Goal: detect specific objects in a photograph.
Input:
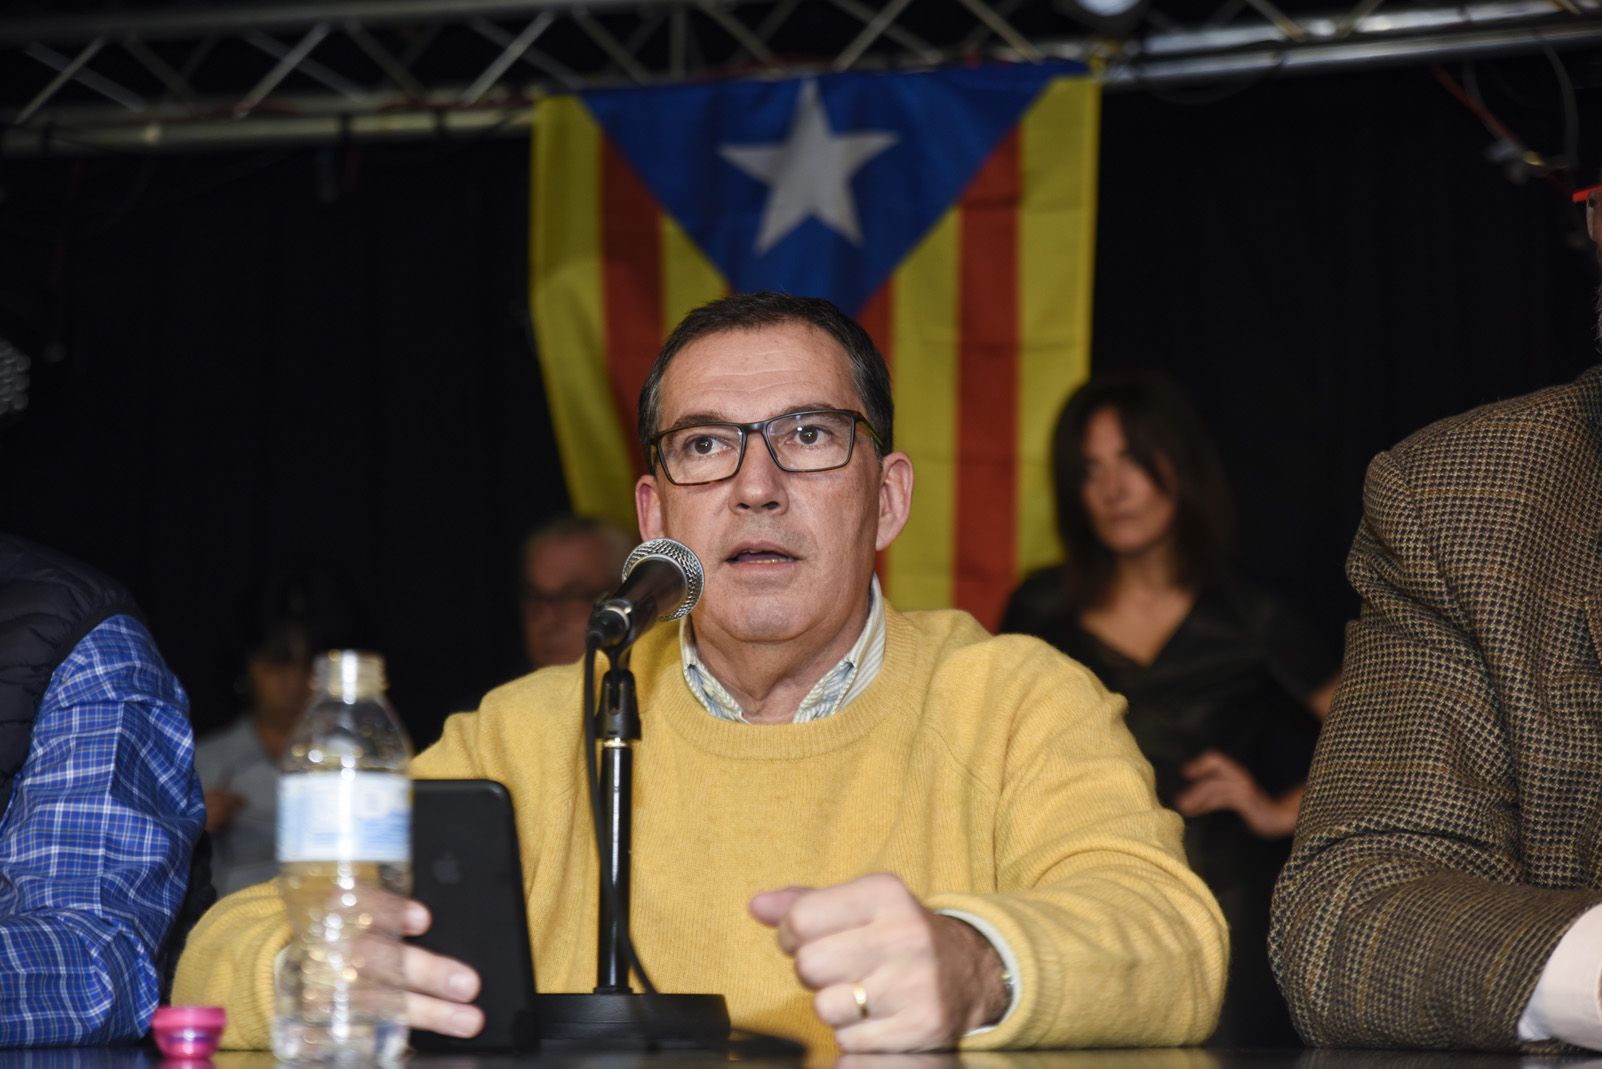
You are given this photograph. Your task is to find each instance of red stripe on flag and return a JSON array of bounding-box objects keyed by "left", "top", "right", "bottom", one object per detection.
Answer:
[
  {"left": 600, "top": 139, "right": 663, "bottom": 475},
  {"left": 858, "top": 282, "right": 893, "bottom": 376},
  {"left": 955, "top": 130, "right": 1020, "bottom": 629},
  {"left": 858, "top": 282, "right": 893, "bottom": 585}
]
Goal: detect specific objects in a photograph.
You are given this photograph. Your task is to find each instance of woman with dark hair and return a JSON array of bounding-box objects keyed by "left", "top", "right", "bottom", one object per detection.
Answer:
[
  {"left": 1002, "top": 372, "right": 1337, "bottom": 1048},
  {"left": 195, "top": 570, "right": 357, "bottom": 894}
]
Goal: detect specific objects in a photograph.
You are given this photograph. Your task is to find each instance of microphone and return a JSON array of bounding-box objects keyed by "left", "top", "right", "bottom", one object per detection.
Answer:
[{"left": 586, "top": 537, "right": 704, "bottom": 652}]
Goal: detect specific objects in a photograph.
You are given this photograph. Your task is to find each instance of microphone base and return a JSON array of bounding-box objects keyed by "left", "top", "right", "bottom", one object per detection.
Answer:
[{"left": 529, "top": 992, "right": 731, "bottom": 1051}]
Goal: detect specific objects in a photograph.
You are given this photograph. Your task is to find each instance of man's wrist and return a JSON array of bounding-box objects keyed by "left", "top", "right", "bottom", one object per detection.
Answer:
[
  {"left": 933, "top": 907, "right": 1021, "bottom": 1036},
  {"left": 991, "top": 955, "right": 1014, "bottom": 1026},
  {"left": 936, "top": 914, "right": 1010, "bottom": 1030},
  {"left": 974, "top": 935, "right": 1009, "bottom": 1029}
]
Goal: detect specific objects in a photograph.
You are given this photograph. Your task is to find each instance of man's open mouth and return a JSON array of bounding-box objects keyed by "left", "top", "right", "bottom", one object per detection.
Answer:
[{"left": 727, "top": 547, "right": 796, "bottom": 564}]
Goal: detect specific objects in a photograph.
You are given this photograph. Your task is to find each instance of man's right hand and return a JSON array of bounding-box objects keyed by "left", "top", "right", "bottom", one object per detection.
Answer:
[{"left": 382, "top": 900, "right": 486, "bottom": 1039}]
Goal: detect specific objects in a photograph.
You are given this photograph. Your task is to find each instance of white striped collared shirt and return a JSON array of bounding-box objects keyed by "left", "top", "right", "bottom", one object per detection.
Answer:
[{"left": 679, "top": 575, "right": 886, "bottom": 723}]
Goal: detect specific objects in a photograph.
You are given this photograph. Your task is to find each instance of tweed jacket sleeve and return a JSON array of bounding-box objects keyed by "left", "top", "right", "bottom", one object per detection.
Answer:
[{"left": 1269, "top": 444, "right": 1602, "bottom": 1051}]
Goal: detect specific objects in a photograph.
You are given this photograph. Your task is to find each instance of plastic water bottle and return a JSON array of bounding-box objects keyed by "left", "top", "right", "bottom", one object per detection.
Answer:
[{"left": 272, "top": 650, "right": 413, "bottom": 1063}]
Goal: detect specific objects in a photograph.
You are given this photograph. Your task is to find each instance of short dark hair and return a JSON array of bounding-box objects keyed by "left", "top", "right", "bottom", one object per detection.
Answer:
[
  {"left": 520, "top": 514, "right": 634, "bottom": 570},
  {"left": 636, "top": 292, "right": 894, "bottom": 463},
  {"left": 237, "top": 568, "right": 358, "bottom": 666},
  {"left": 1051, "top": 372, "right": 1233, "bottom": 613}
]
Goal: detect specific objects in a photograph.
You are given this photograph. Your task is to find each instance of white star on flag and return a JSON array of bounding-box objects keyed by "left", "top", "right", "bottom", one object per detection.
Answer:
[{"left": 718, "top": 80, "right": 900, "bottom": 256}]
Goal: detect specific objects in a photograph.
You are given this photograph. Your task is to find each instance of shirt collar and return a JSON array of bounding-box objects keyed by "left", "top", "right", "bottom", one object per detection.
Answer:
[{"left": 679, "top": 575, "right": 887, "bottom": 723}]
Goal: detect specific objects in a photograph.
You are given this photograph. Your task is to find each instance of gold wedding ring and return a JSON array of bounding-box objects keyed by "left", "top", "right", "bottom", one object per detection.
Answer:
[{"left": 850, "top": 981, "right": 870, "bottom": 1020}]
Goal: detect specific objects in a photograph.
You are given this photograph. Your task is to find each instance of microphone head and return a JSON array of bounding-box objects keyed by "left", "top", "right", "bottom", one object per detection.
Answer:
[{"left": 621, "top": 537, "right": 704, "bottom": 620}]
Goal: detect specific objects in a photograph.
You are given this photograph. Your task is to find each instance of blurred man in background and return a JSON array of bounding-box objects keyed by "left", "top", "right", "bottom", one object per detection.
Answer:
[{"left": 518, "top": 515, "right": 634, "bottom": 670}]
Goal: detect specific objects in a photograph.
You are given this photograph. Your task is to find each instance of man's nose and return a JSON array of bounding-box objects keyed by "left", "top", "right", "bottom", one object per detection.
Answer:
[{"left": 731, "top": 436, "right": 787, "bottom": 512}]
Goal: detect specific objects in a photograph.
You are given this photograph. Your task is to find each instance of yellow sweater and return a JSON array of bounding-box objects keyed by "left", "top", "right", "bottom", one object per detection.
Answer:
[{"left": 175, "top": 606, "right": 1225, "bottom": 1053}]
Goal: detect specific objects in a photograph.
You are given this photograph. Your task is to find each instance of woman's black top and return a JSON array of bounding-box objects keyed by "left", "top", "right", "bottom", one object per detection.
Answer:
[{"left": 1001, "top": 566, "right": 1337, "bottom": 1048}]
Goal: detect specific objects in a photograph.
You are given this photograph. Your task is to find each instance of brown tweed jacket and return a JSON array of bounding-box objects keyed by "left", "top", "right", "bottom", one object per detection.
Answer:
[{"left": 1269, "top": 364, "right": 1602, "bottom": 1050}]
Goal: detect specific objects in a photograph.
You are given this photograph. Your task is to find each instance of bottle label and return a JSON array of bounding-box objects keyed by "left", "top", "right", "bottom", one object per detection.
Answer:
[{"left": 277, "top": 772, "right": 411, "bottom": 863}]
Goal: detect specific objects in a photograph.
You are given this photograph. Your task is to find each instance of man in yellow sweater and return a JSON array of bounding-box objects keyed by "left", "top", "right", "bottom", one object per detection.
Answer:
[{"left": 175, "top": 292, "right": 1226, "bottom": 1054}]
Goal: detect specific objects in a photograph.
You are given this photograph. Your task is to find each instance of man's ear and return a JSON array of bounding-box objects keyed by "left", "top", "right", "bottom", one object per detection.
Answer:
[
  {"left": 637, "top": 473, "right": 665, "bottom": 542},
  {"left": 874, "top": 452, "right": 914, "bottom": 553}
]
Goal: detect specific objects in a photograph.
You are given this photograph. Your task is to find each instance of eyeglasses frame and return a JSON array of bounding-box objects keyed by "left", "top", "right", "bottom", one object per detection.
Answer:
[
  {"left": 1573, "top": 184, "right": 1601, "bottom": 243},
  {"left": 649, "top": 407, "right": 886, "bottom": 486}
]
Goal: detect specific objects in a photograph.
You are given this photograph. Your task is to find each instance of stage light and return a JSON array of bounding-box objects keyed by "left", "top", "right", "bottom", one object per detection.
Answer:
[{"left": 1055, "top": 0, "right": 1149, "bottom": 35}]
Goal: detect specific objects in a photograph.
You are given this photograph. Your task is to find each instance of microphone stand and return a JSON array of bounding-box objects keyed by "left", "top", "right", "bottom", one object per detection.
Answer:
[
  {"left": 527, "top": 643, "right": 731, "bottom": 1050},
  {"left": 595, "top": 652, "right": 638, "bottom": 993}
]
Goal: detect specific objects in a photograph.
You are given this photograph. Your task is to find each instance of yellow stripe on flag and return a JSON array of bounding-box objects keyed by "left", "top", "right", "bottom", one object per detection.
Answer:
[
  {"left": 660, "top": 213, "right": 727, "bottom": 338},
  {"left": 884, "top": 210, "right": 960, "bottom": 610},
  {"left": 1015, "top": 78, "right": 1100, "bottom": 579},
  {"left": 530, "top": 98, "right": 637, "bottom": 530}
]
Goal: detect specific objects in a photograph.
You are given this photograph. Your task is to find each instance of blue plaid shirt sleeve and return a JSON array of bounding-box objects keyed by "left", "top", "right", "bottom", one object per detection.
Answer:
[{"left": 0, "top": 613, "right": 205, "bottom": 1045}]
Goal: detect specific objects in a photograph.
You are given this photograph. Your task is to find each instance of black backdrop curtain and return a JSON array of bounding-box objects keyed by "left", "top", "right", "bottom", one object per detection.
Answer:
[
  {"left": 0, "top": 141, "right": 559, "bottom": 745},
  {"left": 1, "top": 58, "right": 1598, "bottom": 746}
]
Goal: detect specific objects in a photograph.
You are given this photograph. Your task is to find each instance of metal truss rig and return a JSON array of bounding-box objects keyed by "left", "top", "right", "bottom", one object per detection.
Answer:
[{"left": 2, "top": 0, "right": 1600, "bottom": 154}]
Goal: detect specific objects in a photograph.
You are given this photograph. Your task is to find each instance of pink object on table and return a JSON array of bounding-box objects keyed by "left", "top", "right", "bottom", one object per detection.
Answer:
[{"left": 150, "top": 1005, "right": 227, "bottom": 1059}]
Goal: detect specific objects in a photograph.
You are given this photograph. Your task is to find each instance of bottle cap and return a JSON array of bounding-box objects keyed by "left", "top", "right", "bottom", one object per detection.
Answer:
[
  {"left": 313, "top": 649, "right": 387, "bottom": 697},
  {"left": 150, "top": 1005, "right": 226, "bottom": 1059}
]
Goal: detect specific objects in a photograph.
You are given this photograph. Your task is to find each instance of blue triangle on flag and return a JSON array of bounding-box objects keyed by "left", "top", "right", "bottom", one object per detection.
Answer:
[{"left": 580, "top": 63, "right": 1086, "bottom": 316}]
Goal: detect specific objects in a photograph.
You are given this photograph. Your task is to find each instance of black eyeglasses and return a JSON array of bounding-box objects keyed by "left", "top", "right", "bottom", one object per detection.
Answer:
[{"left": 650, "top": 408, "right": 885, "bottom": 486}]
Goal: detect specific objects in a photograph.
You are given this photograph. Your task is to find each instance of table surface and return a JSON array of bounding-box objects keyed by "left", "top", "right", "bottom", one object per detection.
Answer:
[{"left": 0, "top": 1048, "right": 1598, "bottom": 1069}]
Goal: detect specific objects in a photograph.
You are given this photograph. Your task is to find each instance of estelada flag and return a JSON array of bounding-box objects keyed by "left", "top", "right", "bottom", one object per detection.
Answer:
[{"left": 531, "top": 63, "right": 1099, "bottom": 629}]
